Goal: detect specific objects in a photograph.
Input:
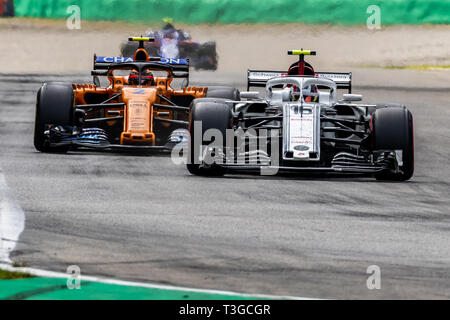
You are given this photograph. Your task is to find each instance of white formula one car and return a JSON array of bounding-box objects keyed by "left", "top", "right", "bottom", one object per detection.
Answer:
[{"left": 186, "top": 50, "right": 414, "bottom": 181}]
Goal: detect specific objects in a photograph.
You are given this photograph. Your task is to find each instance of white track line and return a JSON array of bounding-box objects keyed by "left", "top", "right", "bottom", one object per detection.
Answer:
[
  {"left": 0, "top": 168, "right": 25, "bottom": 264},
  {"left": 0, "top": 166, "right": 316, "bottom": 300},
  {"left": 0, "top": 263, "right": 317, "bottom": 300}
]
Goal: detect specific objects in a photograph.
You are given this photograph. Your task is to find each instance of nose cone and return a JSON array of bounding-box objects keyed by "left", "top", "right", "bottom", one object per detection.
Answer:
[{"left": 121, "top": 88, "right": 158, "bottom": 145}]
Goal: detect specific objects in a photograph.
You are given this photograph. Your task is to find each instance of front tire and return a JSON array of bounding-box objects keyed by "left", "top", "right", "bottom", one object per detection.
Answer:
[
  {"left": 34, "top": 82, "right": 75, "bottom": 153},
  {"left": 372, "top": 106, "right": 414, "bottom": 181},
  {"left": 187, "top": 98, "right": 233, "bottom": 176}
]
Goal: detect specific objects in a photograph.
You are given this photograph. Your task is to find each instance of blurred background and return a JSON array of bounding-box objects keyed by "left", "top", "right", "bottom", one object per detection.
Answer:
[{"left": 0, "top": 0, "right": 449, "bottom": 88}]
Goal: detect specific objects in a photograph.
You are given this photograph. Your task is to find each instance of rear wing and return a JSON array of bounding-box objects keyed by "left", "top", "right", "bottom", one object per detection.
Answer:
[
  {"left": 93, "top": 54, "right": 190, "bottom": 75},
  {"left": 316, "top": 72, "right": 352, "bottom": 92},
  {"left": 247, "top": 70, "right": 352, "bottom": 93},
  {"left": 247, "top": 70, "right": 286, "bottom": 90}
]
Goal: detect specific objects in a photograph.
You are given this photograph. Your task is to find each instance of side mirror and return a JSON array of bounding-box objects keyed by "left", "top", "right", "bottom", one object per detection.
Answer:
[
  {"left": 93, "top": 75, "right": 101, "bottom": 87},
  {"left": 173, "top": 71, "right": 189, "bottom": 78},
  {"left": 342, "top": 94, "right": 362, "bottom": 102},
  {"left": 240, "top": 91, "right": 260, "bottom": 100},
  {"left": 181, "top": 78, "right": 189, "bottom": 89}
]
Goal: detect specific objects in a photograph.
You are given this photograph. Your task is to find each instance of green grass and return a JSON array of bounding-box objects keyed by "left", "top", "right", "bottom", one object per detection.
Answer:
[
  {"left": 0, "top": 269, "right": 34, "bottom": 280},
  {"left": 361, "top": 64, "right": 450, "bottom": 71},
  {"left": 384, "top": 65, "right": 450, "bottom": 71}
]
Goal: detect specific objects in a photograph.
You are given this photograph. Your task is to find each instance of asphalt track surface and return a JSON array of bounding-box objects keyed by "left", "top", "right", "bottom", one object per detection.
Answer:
[{"left": 0, "top": 72, "right": 449, "bottom": 299}]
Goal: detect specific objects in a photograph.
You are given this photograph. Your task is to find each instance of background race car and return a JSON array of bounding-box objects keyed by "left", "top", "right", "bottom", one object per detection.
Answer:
[
  {"left": 0, "top": 0, "right": 14, "bottom": 17},
  {"left": 121, "top": 21, "right": 218, "bottom": 71}
]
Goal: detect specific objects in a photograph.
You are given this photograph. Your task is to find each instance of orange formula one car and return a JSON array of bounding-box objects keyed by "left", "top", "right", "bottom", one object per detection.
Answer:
[{"left": 34, "top": 37, "right": 239, "bottom": 153}]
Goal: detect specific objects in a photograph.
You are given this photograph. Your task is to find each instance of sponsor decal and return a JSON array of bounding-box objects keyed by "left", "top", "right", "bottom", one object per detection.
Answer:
[
  {"left": 160, "top": 58, "right": 188, "bottom": 65},
  {"left": 129, "top": 101, "right": 149, "bottom": 131},
  {"left": 248, "top": 72, "right": 284, "bottom": 81},
  {"left": 95, "top": 56, "right": 188, "bottom": 65},
  {"left": 293, "top": 145, "right": 310, "bottom": 151},
  {"left": 316, "top": 73, "right": 351, "bottom": 82},
  {"left": 96, "top": 56, "right": 134, "bottom": 63}
]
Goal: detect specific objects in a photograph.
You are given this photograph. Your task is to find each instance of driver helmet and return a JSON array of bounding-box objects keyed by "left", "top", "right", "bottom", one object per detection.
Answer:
[
  {"left": 161, "top": 18, "right": 180, "bottom": 40},
  {"left": 286, "top": 85, "right": 318, "bottom": 102},
  {"left": 128, "top": 70, "right": 155, "bottom": 86},
  {"left": 288, "top": 85, "right": 301, "bottom": 101},
  {"left": 302, "top": 85, "right": 318, "bottom": 102},
  {"left": 162, "top": 17, "right": 175, "bottom": 30}
]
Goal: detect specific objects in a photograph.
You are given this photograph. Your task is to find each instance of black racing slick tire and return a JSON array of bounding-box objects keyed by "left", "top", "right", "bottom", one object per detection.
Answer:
[
  {"left": 206, "top": 86, "right": 240, "bottom": 101},
  {"left": 34, "top": 82, "right": 75, "bottom": 153},
  {"left": 187, "top": 98, "right": 233, "bottom": 176},
  {"left": 372, "top": 106, "right": 414, "bottom": 181},
  {"left": 120, "top": 42, "right": 138, "bottom": 58},
  {"left": 367, "top": 103, "right": 404, "bottom": 116},
  {"left": 198, "top": 41, "right": 218, "bottom": 70},
  {"left": 199, "top": 41, "right": 216, "bottom": 56}
]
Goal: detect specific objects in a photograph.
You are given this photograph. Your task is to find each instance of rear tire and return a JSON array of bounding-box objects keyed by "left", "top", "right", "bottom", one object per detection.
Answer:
[
  {"left": 367, "top": 103, "right": 404, "bottom": 116},
  {"left": 187, "top": 98, "right": 233, "bottom": 176},
  {"left": 198, "top": 41, "right": 218, "bottom": 70},
  {"left": 372, "top": 106, "right": 414, "bottom": 181},
  {"left": 206, "top": 86, "right": 240, "bottom": 100},
  {"left": 120, "top": 42, "right": 138, "bottom": 58},
  {"left": 34, "top": 82, "right": 75, "bottom": 153}
]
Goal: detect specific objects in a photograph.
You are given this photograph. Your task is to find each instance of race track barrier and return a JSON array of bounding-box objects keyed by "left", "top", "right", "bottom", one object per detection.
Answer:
[{"left": 12, "top": 0, "right": 450, "bottom": 25}]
